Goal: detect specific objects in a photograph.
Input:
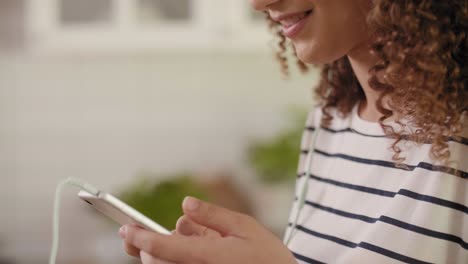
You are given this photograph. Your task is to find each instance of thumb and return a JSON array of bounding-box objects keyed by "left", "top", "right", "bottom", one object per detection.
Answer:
[{"left": 182, "top": 196, "right": 254, "bottom": 237}]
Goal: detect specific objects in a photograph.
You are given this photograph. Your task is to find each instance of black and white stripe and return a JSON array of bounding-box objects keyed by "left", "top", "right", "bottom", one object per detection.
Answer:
[
  {"left": 286, "top": 107, "right": 467, "bottom": 264},
  {"left": 305, "top": 126, "right": 468, "bottom": 146},
  {"left": 300, "top": 148, "right": 467, "bottom": 179},
  {"left": 292, "top": 224, "right": 433, "bottom": 264},
  {"left": 295, "top": 198, "right": 468, "bottom": 249},
  {"left": 297, "top": 172, "right": 468, "bottom": 214}
]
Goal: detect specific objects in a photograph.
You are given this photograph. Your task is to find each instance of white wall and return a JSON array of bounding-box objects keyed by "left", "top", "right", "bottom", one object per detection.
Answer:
[{"left": 0, "top": 52, "right": 318, "bottom": 263}]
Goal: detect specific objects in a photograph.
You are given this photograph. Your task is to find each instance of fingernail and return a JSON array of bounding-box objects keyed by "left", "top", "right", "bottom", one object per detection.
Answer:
[
  {"left": 183, "top": 196, "right": 200, "bottom": 211},
  {"left": 119, "top": 226, "right": 127, "bottom": 239}
]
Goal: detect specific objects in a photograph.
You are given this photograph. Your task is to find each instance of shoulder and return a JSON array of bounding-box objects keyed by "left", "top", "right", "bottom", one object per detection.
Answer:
[
  {"left": 304, "top": 104, "right": 361, "bottom": 135},
  {"left": 304, "top": 105, "right": 351, "bottom": 128},
  {"left": 304, "top": 105, "right": 322, "bottom": 128},
  {"left": 447, "top": 113, "right": 468, "bottom": 174},
  {"left": 300, "top": 105, "right": 352, "bottom": 152}
]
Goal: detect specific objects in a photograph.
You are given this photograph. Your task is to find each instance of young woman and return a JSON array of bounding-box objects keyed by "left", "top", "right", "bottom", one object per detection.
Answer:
[{"left": 118, "top": 0, "right": 467, "bottom": 263}]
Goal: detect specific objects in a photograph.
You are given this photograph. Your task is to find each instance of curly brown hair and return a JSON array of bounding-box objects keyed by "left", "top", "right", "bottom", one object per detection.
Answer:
[{"left": 267, "top": 0, "right": 467, "bottom": 166}]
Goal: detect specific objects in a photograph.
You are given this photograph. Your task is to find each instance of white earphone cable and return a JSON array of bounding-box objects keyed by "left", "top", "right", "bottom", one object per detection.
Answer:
[
  {"left": 49, "top": 177, "right": 100, "bottom": 264},
  {"left": 284, "top": 127, "right": 319, "bottom": 245}
]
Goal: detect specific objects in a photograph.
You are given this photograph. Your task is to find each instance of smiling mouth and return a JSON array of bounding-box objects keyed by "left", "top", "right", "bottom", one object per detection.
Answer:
[
  {"left": 278, "top": 10, "right": 313, "bottom": 28},
  {"left": 276, "top": 9, "right": 313, "bottom": 38}
]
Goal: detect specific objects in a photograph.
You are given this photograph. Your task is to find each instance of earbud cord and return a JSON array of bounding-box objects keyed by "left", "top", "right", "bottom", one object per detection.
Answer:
[
  {"left": 49, "top": 177, "right": 100, "bottom": 264},
  {"left": 284, "top": 127, "right": 319, "bottom": 245}
]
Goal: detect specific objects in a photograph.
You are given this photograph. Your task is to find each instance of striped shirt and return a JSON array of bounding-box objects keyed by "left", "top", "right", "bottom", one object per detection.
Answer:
[{"left": 284, "top": 105, "right": 467, "bottom": 264}]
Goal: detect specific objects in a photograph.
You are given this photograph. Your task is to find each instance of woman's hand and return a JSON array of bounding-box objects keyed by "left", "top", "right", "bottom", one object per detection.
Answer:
[
  {"left": 119, "top": 197, "right": 297, "bottom": 264},
  {"left": 121, "top": 211, "right": 220, "bottom": 264}
]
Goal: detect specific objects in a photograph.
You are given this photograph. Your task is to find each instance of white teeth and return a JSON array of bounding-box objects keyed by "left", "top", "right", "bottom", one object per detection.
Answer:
[{"left": 280, "top": 13, "right": 308, "bottom": 27}]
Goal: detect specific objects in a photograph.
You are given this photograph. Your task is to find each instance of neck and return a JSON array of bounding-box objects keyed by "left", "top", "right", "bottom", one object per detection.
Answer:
[{"left": 347, "top": 43, "right": 382, "bottom": 122}]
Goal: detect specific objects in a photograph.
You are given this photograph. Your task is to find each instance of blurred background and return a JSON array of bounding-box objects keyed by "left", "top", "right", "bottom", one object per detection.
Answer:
[{"left": 0, "top": 0, "right": 319, "bottom": 263}]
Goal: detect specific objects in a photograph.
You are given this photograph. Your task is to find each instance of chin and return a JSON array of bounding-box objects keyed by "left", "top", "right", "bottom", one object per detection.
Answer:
[
  {"left": 293, "top": 41, "right": 344, "bottom": 66},
  {"left": 293, "top": 42, "right": 323, "bottom": 65}
]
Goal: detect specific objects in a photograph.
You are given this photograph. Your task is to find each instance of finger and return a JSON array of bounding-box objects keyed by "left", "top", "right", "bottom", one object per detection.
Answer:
[
  {"left": 120, "top": 226, "right": 141, "bottom": 258},
  {"left": 182, "top": 196, "right": 254, "bottom": 236},
  {"left": 176, "top": 215, "right": 221, "bottom": 238},
  {"left": 140, "top": 251, "right": 176, "bottom": 264},
  {"left": 122, "top": 224, "right": 209, "bottom": 263},
  {"left": 123, "top": 242, "right": 141, "bottom": 258}
]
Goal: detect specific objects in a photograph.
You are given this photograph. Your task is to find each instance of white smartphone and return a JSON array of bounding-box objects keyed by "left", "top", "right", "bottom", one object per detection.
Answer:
[{"left": 78, "top": 190, "right": 171, "bottom": 235}]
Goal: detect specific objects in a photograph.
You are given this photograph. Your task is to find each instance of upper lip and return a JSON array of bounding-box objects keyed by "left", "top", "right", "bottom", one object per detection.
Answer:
[{"left": 270, "top": 10, "right": 313, "bottom": 23}]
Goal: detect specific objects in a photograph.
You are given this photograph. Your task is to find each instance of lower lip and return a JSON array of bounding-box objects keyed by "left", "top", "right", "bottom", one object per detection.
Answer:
[{"left": 282, "top": 13, "right": 311, "bottom": 38}]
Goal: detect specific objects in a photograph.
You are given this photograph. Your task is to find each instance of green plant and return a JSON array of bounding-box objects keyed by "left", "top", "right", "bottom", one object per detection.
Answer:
[
  {"left": 248, "top": 107, "right": 307, "bottom": 184},
  {"left": 118, "top": 173, "right": 210, "bottom": 230}
]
